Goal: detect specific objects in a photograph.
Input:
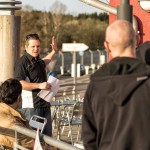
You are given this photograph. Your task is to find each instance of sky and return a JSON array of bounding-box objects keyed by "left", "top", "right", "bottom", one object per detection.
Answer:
[{"left": 21, "top": 0, "right": 108, "bottom": 15}]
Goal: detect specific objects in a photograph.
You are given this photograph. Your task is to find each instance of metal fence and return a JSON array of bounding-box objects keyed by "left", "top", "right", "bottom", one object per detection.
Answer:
[
  {"left": 13, "top": 125, "right": 83, "bottom": 150},
  {"left": 53, "top": 49, "right": 108, "bottom": 74}
]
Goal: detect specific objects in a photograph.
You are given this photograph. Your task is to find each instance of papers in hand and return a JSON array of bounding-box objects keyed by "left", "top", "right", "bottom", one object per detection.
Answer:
[
  {"left": 37, "top": 76, "right": 60, "bottom": 102},
  {"left": 21, "top": 77, "right": 34, "bottom": 108}
]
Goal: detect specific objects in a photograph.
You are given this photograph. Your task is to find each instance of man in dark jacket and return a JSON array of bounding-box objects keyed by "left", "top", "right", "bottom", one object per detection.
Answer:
[{"left": 82, "top": 20, "right": 150, "bottom": 150}]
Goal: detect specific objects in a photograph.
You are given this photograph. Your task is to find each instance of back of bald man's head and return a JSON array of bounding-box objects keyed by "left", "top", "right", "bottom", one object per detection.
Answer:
[{"left": 105, "top": 20, "right": 136, "bottom": 51}]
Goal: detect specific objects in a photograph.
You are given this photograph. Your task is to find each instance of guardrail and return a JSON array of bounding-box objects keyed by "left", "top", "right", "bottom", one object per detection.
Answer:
[
  {"left": 0, "top": 0, "right": 22, "bottom": 15},
  {"left": 54, "top": 83, "right": 88, "bottom": 101},
  {"left": 13, "top": 125, "right": 83, "bottom": 150}
]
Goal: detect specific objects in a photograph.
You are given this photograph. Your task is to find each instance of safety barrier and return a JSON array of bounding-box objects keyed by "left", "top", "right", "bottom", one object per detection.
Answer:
[
  {"left": 0, "top": 0, "right": 21, "bottom": 15},
  {"left": 13, "top": 125, "right": 83, "bottom": 150}
]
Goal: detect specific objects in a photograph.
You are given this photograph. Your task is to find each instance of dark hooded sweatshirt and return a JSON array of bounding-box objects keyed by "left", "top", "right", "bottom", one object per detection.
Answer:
[{"left": 82, "top": 57, "right": 150, "bottom": 150}]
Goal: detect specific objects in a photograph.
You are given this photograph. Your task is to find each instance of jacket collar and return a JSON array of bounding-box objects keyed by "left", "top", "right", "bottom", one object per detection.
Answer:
[
  {"left": 24, "top": 51, "right": 40, "bottom": 62},
  {"left": 0, "top": 102, "right": 26, "bottom": 121}
]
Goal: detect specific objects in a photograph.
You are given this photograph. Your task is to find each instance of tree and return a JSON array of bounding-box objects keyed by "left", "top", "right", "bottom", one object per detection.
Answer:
[
  {"left": 49, "top": 1, "right": 67, "bottom": 49},
  {"left": 16, "top": 3, "right": 108, "bottom": 53}
]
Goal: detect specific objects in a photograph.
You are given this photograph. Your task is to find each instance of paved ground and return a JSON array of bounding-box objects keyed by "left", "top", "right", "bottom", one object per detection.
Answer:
[
  {"left": 51, "top": 102, "right": 84, "bottom": 149},
  {"left": 52, "top": 123, "right": 82, "bottom": 144}
]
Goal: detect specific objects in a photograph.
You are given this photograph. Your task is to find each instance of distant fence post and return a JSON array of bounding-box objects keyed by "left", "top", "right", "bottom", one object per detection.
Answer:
[
  {"left": 89, "top": 50, "right": 93, "bottom": 67},
  {"left": 59, "top": 51, "right": 64, "bottom": 75}
]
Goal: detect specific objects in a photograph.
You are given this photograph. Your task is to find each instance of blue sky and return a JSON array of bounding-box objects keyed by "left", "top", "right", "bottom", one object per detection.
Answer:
[{"left": 21, "top": 0, "right": 108, "bottom": 14}]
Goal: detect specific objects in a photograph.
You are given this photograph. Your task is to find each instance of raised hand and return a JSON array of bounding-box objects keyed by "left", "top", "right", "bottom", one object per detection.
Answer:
[{"left": 51, "top": 36, "right": 58, "bottom": 53}]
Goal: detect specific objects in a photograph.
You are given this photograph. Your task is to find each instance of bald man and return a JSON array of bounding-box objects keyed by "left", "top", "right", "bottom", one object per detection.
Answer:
[{"left": 82, "top": 20, "right": 150, "bottom": 150}]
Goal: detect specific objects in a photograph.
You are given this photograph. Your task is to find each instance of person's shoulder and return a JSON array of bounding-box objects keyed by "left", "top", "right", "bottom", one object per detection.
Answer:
[
  {"left": 0, "top": 103, "right": 15, "bottom": 124},
  {"left": 136, "top": 41, "right": 150, "bottom": 55},
  {"left": 137, "top": 41, "right": 150, "bottom": 49},
  {"left": 136, "top": 41, "right": 150, "bottom": 65},
  {"left": 0, "top": 103, "right": 5, "bottom": 116},
  {"left": 16, "top": 53, "right": 31, "bottom": 64},
  {"left": 91, "top": 62, "right": 110, "bottom": 78}
]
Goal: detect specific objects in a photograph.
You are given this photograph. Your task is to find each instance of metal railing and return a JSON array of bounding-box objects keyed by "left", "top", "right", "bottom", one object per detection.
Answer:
[
  {"left": 0, "top": 0, "right": 22, "bottom": 15},
  {"left": 13, "top": 125, "right": 83, "bottom": 150}
]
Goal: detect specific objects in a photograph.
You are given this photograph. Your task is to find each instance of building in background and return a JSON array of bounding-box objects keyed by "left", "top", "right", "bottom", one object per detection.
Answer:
[{"left": 110, "top": 0, "right": 150, "bottom": 44}]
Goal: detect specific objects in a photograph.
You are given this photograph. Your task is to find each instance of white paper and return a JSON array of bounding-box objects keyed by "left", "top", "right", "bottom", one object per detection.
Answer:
[
  {"left": 37, "top": 76, "right": 60, "bottom": 102},
  {"left": 22, "top": 90, "right": 34, "bottom": 108},
  {"left": 21, "top": 77, "right": 34, "bottom": 108},
  {"left": 33, "top": 128, "right": 43, "bottom": 150}
]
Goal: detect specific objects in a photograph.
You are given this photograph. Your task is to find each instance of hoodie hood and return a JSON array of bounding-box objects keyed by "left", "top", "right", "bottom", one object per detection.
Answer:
[{"left": 90, "top": 57, "right": 150, "bottom": 106}]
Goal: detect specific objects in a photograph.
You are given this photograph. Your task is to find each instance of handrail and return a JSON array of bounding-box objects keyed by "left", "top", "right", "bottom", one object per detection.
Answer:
[
  {"left": 0, "top": 0, "right": 22, "bottom": 15},
  {"left": 54, "top": 83, "right": 88, "bottom": 100},
  {"left": 60, "top": 83, "right": 89, "bottom": 87},
  {"left": 13, "top": 125, "right": 83, "bottom": 150}
]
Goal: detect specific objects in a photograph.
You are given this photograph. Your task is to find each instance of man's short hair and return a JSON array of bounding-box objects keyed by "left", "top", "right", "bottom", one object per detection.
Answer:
[
  {"left": 25, "top": 33, "right": 41, "bottom": 46},
  {"left": 0, "top": 78, "right": 22, "bottom": 104}
]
